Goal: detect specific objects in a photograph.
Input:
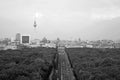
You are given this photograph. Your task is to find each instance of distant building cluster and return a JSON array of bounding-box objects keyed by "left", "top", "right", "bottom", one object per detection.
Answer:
[
  {"left": 0, "top": 33, "right": 120, "bottom": 51},
  {"left": 0, "top": 33, "right": 56, "bottom": 50},
  {"left": 64, "top": 40, "right": 119, "bottom": 48}
]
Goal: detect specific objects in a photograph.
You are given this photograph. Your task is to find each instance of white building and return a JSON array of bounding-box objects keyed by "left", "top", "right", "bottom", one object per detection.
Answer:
[
  {"left": 29, "top": 44, "right": 40, "bottom": 48},
  {"left": 86, "top": 45, "right": 93, "bottom": 48},
  {"left": 42, "top": 43, "right": 56, "bottom": 48},
  {"left": 4, "top": 45, "right": 17, "bottom": 50}
]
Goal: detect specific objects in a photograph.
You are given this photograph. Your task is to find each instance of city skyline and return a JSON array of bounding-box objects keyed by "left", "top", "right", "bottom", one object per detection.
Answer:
[{"left": 0, "top": 0, "right": 120, "bottom": 40}]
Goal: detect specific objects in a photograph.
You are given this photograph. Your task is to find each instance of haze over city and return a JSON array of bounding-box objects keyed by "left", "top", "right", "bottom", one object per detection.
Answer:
[{"left": 0, "top": 0, "right": 120, "bottom": 40}]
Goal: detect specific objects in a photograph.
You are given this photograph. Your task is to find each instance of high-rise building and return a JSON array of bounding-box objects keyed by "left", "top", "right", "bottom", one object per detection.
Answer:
[
  {"left": 15, "top": 33, "right": 21, "bottom": 45},
  {"left": 16, "top": 33, "right": 21, "bottom": 42},
  {"left": 22, "top": 35, "right": 30, "bottom": 44}
]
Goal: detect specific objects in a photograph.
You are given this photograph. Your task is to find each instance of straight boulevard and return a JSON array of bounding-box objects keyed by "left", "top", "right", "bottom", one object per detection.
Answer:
[{"left": 56, "top": 46, "right": 76, "bottom": 80}]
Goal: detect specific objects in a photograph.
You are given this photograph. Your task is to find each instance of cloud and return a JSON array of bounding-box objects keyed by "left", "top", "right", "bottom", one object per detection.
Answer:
[
  {"left": 1, "top": 0, "right": 120, "bottom": 40},
  {"left": 91, "top": 7, "right": 120, "bottom": 20}
]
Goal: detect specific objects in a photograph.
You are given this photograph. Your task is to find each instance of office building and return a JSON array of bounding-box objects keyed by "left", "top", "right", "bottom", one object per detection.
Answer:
[
  {"left": 22, "top": 35, "right": 30, "bottom": 44},
  {"left": 15, "top": 33, "right": 21, "bottom": 45}
]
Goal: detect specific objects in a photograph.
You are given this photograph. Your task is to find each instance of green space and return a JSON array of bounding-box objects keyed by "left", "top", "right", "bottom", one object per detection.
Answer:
[
  {"left": 0, "top": 47, "right": 57, "bottom": 80},
  {"left": 66, "top": 48, "right": 120, "bottom": 80}
]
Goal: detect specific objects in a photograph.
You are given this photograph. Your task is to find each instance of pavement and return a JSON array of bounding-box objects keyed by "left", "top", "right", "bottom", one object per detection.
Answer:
[{"left": 56, "top": 46, "right": 76, "bottom": 80}]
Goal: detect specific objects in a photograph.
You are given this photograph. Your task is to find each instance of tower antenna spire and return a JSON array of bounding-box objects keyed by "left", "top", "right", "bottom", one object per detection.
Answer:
[
  {"left": 33, "top": 12, "right": 38, "bottom": 28},
  {"left": 33, "top": 20, "right": 37, "bottom": 28}
]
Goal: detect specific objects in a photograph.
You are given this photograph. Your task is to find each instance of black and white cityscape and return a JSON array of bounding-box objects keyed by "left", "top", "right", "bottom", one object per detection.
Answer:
[
  {"left": 0, "top": 0, "right": 120, "bottom": 80},
  {"left": 1, "top": 33, "right": 120, "bottom": 50}
]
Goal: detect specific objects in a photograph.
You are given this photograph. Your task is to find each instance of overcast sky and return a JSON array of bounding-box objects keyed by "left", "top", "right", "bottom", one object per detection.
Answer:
[{"left": 0, "top": 0, "right": 120, "bottom": 40}]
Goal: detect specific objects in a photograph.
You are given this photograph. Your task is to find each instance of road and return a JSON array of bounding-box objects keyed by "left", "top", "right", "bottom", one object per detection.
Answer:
[{"left": 56, "top": 46, "right": 76, "bottom": 80}]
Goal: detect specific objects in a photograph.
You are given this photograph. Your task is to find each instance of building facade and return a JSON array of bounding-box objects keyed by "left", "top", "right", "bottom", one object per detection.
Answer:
[{"left": 21, "top": 35, "right": 30, "bottom": 44}]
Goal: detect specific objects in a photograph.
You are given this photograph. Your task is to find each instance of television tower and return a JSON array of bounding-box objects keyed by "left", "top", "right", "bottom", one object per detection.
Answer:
[
  {"left": 33, "top": 20, "right": 37, "bottom": 28},
  {"left": 33, "top": 12, "right": 38, "bottom": 28}
]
